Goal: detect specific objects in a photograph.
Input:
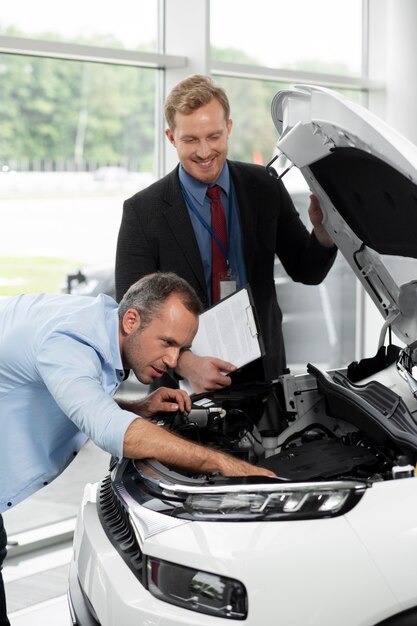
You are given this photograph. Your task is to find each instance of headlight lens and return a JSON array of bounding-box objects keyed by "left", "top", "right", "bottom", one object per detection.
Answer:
[
  {"left": 182, "top": 482, "right": 364, "bottom": 520},
  {"left": 147, "top": 557, "right": 247, "bottom": 620}
]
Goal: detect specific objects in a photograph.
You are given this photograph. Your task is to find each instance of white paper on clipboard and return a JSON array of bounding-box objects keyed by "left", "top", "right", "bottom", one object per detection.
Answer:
[{"left": 188, "top": 286, "right": 262, "bottom": 369}]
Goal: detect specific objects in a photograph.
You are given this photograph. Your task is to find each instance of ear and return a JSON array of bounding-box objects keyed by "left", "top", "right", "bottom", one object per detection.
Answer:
[
  {"left": 121, "top": 308, "right": 141, "bottom": 335},
  {"left": 165, "top": 128, "right": 176, "bottom": 146},
  {"left": 227, "top": 118, "right": 233, "bottom": 137}
]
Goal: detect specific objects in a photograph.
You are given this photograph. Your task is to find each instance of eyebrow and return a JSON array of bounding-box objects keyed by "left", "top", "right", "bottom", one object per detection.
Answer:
[
  {"left": 181, "top": 129, "right": 223, "bottom": 140},
  {"left": 161, "top": 335, "right": 179, "bottom": 345},
  {"left": 161, "top": 335, "right": 192, "bottom": 350}
]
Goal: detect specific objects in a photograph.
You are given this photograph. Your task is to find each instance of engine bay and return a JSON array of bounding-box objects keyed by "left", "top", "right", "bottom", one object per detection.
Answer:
[{"left": 149, "top": 361, "right": 417, "bottom": 485}]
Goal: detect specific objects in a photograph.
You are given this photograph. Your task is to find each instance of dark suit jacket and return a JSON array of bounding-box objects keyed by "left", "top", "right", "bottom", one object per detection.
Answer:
[{"left": 115, "top": 161, "right": 336, "bottom": 381}]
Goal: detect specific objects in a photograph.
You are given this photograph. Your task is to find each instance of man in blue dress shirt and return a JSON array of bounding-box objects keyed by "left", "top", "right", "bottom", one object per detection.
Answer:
[{"left": 0, "top": 271, "right": 274, "bottom": 625}]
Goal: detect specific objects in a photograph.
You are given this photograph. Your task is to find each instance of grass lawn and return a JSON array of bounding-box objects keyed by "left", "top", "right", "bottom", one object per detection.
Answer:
[{"left": 0, "top": 257, "right": 82, "bottom": 296}]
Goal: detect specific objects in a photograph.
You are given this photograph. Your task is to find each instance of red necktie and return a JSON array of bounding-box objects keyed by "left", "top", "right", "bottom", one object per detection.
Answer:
[{"left": 207, "top": 185, "right": 228, "bottom": 304}]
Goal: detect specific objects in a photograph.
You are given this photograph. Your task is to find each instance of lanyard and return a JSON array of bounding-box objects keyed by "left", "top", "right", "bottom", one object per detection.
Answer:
[{"left": 180, "top": 181, "right": 233, "bottom": 264}]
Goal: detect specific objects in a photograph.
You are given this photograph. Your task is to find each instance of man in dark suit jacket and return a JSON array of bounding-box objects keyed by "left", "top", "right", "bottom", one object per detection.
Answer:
[{"left": 116, "top": 74, "right": 336, "bottom": 393}]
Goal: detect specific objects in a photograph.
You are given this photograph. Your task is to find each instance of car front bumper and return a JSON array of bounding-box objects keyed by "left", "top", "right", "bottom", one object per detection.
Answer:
[{"left": 69, "top": 478, "right": 417, "bottom": 626}]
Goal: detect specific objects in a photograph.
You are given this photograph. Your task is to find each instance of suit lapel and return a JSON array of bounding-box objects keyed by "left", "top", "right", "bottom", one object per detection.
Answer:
[
  {"left": 228, "top": 161, "right": 258, "bottom": 278},
  {"left": 162, "top": 168, "right": 208, "bottom": 296}
]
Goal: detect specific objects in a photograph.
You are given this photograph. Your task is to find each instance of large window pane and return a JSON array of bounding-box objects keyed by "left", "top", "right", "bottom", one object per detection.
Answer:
[
  {"left": 0, "top": 0, "right": 159, "bottom": 51},
  {"left": 211, "top": 0, "right": 363, "bottom": 76},
  {"left": 0, "top": 53, "right": 157, "bottom": 296}
]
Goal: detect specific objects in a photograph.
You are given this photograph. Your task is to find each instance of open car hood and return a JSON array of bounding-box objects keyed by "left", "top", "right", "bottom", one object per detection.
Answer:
[{"left": 271, "top": 84, "right": 417, "bottom": 347}]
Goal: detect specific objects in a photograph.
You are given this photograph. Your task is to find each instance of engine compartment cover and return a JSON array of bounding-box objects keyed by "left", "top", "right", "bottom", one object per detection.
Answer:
[{"left": 261, "top": 439, "right": 378, "bottom": 481}]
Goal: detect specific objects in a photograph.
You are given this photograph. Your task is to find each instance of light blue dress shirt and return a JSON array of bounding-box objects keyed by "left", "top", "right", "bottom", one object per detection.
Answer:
[
  {"left": 0, "top": 292, "right": 137, "bottom": 512},
  {"left": 179, "top": 162, "right": 247, "bottom": 304}
]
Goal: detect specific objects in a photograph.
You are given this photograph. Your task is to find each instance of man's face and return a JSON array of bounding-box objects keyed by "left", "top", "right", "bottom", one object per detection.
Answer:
[
  {"left": 120, "top": 294, "right": 198, "bottom": 385},
  {"left": 165, "top": 98, "right": 233, "bottom": 184}
]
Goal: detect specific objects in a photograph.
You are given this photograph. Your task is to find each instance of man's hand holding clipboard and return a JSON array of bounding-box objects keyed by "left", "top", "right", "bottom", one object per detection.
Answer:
[{"left": 176, "top": 286, "right": 264, "bottom": 394}]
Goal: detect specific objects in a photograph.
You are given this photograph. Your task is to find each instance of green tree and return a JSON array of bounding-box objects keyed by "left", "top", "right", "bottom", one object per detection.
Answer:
[{"left": 0, "top": 28, "right": 156, "bottom": 171}]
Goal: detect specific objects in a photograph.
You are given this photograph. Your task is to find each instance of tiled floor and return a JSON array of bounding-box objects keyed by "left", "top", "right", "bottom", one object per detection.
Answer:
[
  {"left": 4, "top": 539, "right": 72, "bottom": 625},
  {"left": 5, "top": 543, "right": 72, "bottom": 612},
  {"left": 9, "top": 595, "right": 69, "bottom": 626}
]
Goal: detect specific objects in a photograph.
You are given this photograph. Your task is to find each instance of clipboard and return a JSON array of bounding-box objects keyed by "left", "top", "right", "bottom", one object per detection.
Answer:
[{"left": 189, "top": 285, "right": 265, "bottom": 370}]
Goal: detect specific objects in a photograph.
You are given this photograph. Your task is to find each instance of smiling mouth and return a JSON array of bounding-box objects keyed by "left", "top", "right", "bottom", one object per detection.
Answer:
[{"left": 193, "top": 156, "right": 216, "bottom": 167}]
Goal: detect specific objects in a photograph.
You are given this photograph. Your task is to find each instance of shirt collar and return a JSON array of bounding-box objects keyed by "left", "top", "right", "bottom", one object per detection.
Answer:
[
  {"left": 106, "top": 304, "right": 126, "bottom": 382},
  {"left": 179, "top": 162, "right": 230, "bottom": 207}
]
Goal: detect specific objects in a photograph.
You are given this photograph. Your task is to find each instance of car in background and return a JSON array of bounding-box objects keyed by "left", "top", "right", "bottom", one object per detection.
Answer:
[
  {"left": 65, "top": 265, "right": 116, "bottom": 299},
  {"left": 68, "top": 86, "right": 417, "bottom": 626}
]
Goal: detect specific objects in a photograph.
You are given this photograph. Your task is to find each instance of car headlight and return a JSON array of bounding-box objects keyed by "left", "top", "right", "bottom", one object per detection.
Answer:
[
  {"left": 181, "top": 481, "right": 366, "bottom": 520},
  {"left": 147, "top": 556, "right": 247, "bottom": 620}
]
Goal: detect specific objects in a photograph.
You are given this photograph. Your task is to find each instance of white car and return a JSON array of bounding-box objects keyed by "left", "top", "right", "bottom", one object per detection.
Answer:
[{"left": 68, "top": 85, "right": 417, "bottom": 626}]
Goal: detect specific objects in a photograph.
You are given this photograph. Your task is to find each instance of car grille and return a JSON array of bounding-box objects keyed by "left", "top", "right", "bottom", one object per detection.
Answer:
[{"left": 98, "top": 474, "right": 145, "bottom": 584}]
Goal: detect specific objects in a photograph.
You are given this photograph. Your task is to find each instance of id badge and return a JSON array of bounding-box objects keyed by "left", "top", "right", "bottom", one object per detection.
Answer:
[{"left": 219, "top": 270, "right": 237, "bottom": 300}]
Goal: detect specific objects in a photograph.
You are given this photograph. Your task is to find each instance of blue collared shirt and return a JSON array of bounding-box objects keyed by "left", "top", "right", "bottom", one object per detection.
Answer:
[
  {"left": 179, "top": 162, "right": 247, "bottom": 304},
  {"left": 0, "top": 292, "right": 137, "bottom": 512}
]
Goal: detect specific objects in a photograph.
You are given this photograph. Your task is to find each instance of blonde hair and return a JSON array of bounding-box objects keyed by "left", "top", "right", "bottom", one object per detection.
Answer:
[{"left": 164, "top": 74, "right": 230, "bottom": 131}]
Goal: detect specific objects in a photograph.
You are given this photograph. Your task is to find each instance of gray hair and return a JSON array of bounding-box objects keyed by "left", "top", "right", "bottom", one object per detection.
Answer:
[{"left": 118, "top": 272, "right": 203, "bottom": 327}]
